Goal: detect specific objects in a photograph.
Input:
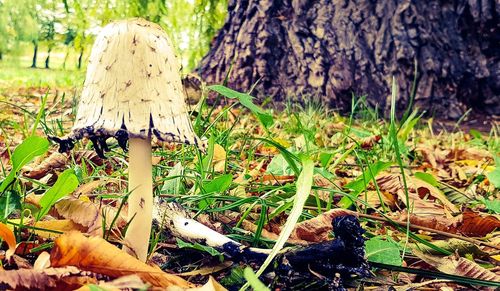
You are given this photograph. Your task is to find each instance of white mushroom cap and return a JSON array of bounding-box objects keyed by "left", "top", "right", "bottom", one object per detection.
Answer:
[{"left": 52, "top": 19, "right": 203, "bottom": 155}]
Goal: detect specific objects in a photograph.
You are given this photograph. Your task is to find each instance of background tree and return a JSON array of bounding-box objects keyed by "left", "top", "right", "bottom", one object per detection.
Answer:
[{"left": 198, "top": 0, "right": 500, "bottom": 118}]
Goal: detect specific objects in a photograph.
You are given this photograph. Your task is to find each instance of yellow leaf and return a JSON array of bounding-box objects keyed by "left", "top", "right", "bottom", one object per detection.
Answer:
[{"left": 0, "top": 222, "right": 16, "bottom": 260}]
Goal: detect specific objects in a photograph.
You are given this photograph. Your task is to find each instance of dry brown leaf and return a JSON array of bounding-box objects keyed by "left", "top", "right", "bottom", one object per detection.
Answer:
[
  {"left": 377, "top": 174, "right": 458, "bottom": 215},
  {"left": 290, "top": 209, "right": 357, "bottom": 242},
  {"left": 0, "top": 221, "right": 17, "bottom": 260},
  {"left": 50, "top": 231, "right": 193, "bottom": 288},
  {"left": 22, "top": 151, "right": 69, "bottom": 179},
  {"left": 55, "top": 197, "right": 126, "bottom": 236},
  {"left": 395, "top": 211, "right": 500, "bottom": 237},
  {"left": 74, "top": 275, "right": 148, "bottom": 291},
  {"left": 0, "top": 266, "right": 81, "bottom": 290},
  {"left": 458, "top": 211, "right": 500, "bottom": 237},
  {"left": 74, "top": 180, "right": 104, "bottom": 197},
  {"left": 23, "top": 150, "right": 119, "bottom": 179},
  {"left": 414, "top": 250, "right": 500, "bottom": 282},
  {"left": 394, "top": 211, "right": 460, "bottom": 233},
  {"left": 34, "top": 220, "right": 86, "bottom": 239}
]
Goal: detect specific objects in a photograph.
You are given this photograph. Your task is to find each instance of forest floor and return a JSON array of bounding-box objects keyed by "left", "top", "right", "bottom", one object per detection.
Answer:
[{"left": 0, "top": 65, "right": 499, "bottom": 290}]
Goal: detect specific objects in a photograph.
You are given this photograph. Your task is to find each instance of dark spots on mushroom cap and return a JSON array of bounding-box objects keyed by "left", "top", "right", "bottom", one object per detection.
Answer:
[
  {"left": 149, "top": 64, "right": 152, "bottom": 67},
  {"left": 132, "top": 34, "right": 138, "bottom": 45},
  {"left": 125, "top": 80, "right": 132, "bottom": 88}
]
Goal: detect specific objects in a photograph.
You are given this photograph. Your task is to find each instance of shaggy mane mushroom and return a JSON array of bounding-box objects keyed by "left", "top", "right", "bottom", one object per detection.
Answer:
[{"left": 51, "top": 18, "right": 204, "bottom": 262}]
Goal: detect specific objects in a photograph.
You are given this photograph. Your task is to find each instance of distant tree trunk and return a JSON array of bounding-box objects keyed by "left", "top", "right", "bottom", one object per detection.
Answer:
[
  {"left": 77, "top": 47, "right": 84, "bottom": 69},
  {"left": 45, "top": 47, "right": 52, "bottom": 69},
  {"left": 0, "top": 52, "right": 3, "bottom": 61},
  {"left": 199, "top": 0, "right": 500, "bottom": 118},
  {"left": 31, "top": 42, "right": 38, "bottom": 68},
  {"left": 62, "top": 47, "right": 69, "bottom": 69}
]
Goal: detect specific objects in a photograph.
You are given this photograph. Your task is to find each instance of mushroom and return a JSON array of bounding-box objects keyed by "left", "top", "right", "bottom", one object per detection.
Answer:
[{"left": 50, "top": 18, "right": 204, "bottom": 262}]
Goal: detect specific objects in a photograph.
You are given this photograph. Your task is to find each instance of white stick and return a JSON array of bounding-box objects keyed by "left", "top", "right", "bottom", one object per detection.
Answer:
[{"left": 124, "top": 137, "right": 153, "bottom": 262}]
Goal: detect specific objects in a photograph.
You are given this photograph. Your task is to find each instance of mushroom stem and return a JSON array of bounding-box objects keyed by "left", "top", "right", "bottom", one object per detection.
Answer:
[{"left": 124, "top": 137, "right": 153, "bottom": 262}]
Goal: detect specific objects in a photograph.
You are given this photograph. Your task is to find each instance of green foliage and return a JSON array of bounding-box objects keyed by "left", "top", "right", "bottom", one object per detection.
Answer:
[
  {"left": 486, "top": 156, "right": 500, "bottom": 188},
  {"left": 208, "top": 85, "right": 274, "bottom": 129},
  {"left": 0, "top": 135, "right": 49, "bottom": 193},
  {"left": 337, "top": 161, "right": 392, "bottom": 209},
  {"left": 366, "top": 237, "right": 402, "bottom": 266},
  {"left": 37, "top": 168, "right": 79, "bottom": 219},
  {"left": 176, "top": 238, "right": 223, "bottom": 260},
  {"left": 243, "top": 267, "right": 270, "bottom": 291},
  {"left": 266, "top": 154, "right": 296, "bottom": 176}
]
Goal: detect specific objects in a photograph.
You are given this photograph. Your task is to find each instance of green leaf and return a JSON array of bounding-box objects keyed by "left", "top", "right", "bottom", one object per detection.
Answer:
[
  {"left": 243, "top": 267, "right": 270, "bottom": 291},
  {"left": 176, "top": 238, "right": 223, "bottom": 258},
  {"left": 203, "top": 174, "right": 233, "bottom": 194},
  {"left": 366, "top": 237, "right": 402, "bottom": 266},
  {"left": 480, "top": 197, "right": 500, "bottom": 214},
  {"left": 338, "top": 161, "right": 392, "bottom": 208},
  {"left": 486, "top": 156, "right": 500, "bottom": 188},
  {"left": 0, "top": 136, "right": 49, "bottom": 193},
  {"left": 414, "top": 172, "right": 438, "bottom": 187},
  {"left": 38, "top": 169, "right": 79, "bottom": 219},
  {"left": 251, "top": 156, "right": 314, "bottom": 283},
  {"left": 160, "top": 163, "right": 185, "bottom": 195},
  {"left": 266, "top": 154, "right": 295, "bottom": 176},
  {"left": 0, "top": 190, "right": 21, "bottom": 220},
  {"left": 208, "top": 85, "right": 274, "bottom": 129}
]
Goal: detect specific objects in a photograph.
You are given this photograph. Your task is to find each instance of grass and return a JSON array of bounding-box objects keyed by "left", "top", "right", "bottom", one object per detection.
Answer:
[
  {"left": 0, "top": 63, "right": 499, "bottom": 289},
  {"left": 0, "top": 57, "right": 85, "bottom": 89}
]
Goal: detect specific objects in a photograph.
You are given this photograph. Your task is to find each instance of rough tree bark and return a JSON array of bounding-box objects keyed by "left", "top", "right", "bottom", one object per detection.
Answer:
[{"left": 198, "top": 0, "right": 499, "bottom": 118}]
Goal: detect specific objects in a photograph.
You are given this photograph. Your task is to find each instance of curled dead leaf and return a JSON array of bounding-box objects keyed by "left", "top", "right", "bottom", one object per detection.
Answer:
[{"left": 50, "top": 231, "right": 192, "bottom": 288}]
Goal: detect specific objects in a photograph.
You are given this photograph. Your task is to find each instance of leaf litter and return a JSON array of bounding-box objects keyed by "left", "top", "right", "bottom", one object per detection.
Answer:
[{"left": 0, "top": 85, "right": 498, "bottom": 290}]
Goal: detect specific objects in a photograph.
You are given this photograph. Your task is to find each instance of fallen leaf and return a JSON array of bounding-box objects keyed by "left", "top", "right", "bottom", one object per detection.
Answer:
[
  {"left": 458, "top": 211, "right": 500, "bottom": 237},
  {"left": 0, "top": 266, "right": 82, "bottom": 290},
  {"left": 22, "top": 151, "right": 68, "bottom": 179},
  {"left": 74, "top": 180, "right": 104, "bottom": 197},
  {"left": 75, "top": 275, "right": 147, "bottom": 291},
  {"left": 290, "top": 209, "right": 357, "bottom": 242},
  {"left": 213, "top": 144, "right": 226, "bottom": 172},
  {"left": 50, "top": 231, "right": 193, "bottom": 288},
  {"left": 0, "top": 221, "right": 17, "bottom": 260},
  {"left": 414, "top": 250, "right": 500, "bottom": 282},
  {"left": 55, "top": 197, "right": 126, "bottom": 236},
  {"left": 34, "top": 220, "right": 86, "bottom": 239}
]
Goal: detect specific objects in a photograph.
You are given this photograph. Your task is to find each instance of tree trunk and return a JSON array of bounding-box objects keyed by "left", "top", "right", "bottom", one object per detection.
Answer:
[
  {"left": 77, "top": 47, "right": 84, "bottom": 69},
  {"left": 45, "top": 47, "right": 52, "bottom": 69},
  {"left": 62, "top": 47, "right": 69, "bottom": 69},
  {"left": 0, "top": 52, "right": 3, "bottom": 61},
  {"left": 199, "top": 0, "right": 500, "bottom": 118},
  {"left": 31, "top": 42, "right": 38, "bottom": 68}
]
